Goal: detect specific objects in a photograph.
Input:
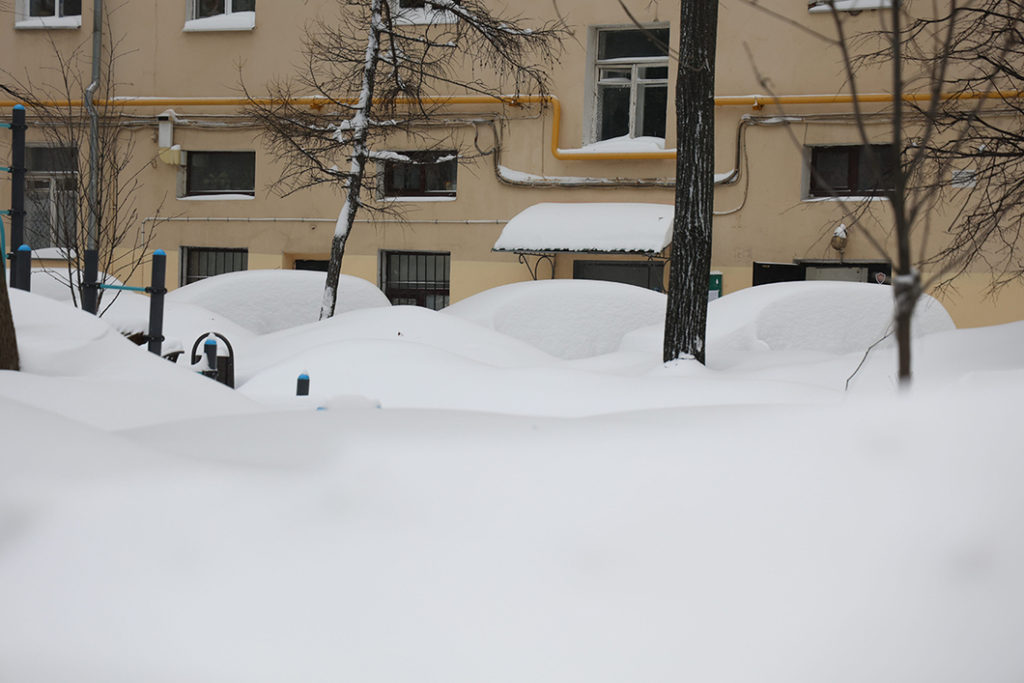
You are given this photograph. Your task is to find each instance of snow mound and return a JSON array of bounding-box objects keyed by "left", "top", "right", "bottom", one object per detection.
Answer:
[
  {"left": 708, "top": 281, "right": 955, "bottom": 354},
  {"left": 29, "top": 268, "right": 122, "bottom": 304},
  {"left": 443, "top": 279, "right": 667, "bottom": 360},
  {"left": 167, "top": 270, "right": 390, "bottom": 334},
  {"left": 236, "top": 305, "right": 556, "bottom": 386}
]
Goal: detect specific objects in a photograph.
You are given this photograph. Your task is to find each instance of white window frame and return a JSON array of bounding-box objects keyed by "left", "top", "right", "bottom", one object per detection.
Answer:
[
  {"left": 808, "top": 0, "right": 894, "bottom": 13},
  {"left": 15, "top": 0, "right": 82, "bottom": 29},
  {"left": 24, "top": 146, "right": 77, "bottom": 252},
  {"left": 389, "top": 0, "right": 458, "bottom": 26},
  {"left": 184, "top": 0, "right": 255, "bottom": 32},
  {"left": 586, "top": 25, "right": 670, "bottom": 144}
]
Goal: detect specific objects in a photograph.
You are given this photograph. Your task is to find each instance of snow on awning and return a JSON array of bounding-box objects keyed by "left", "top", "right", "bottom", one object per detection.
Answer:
[{"left": 493, "top": 203, "right": 673, "bottom": 254}]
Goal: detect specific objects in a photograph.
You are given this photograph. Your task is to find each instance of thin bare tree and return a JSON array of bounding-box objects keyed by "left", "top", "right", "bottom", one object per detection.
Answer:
[
  {"left": 245, "top": 0, "right": 568, "bottom": 319},
  {"left": 1, "top": 15, "right": 162, "bottom": 314}
]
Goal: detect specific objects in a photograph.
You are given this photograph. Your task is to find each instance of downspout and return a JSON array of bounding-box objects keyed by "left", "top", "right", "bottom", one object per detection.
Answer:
[{"left": 82, "top": 0, "right": 103, "bottom": 314}]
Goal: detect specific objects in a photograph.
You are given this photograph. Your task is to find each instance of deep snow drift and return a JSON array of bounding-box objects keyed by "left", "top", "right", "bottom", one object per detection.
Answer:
[{"left": 2, "top": 274, "right": 1023, "bottom": 683}]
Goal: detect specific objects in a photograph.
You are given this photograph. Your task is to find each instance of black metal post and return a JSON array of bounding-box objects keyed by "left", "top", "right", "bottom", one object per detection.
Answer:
[
  {"left": 13, "top": 245, "right": 31, "bottom": 292},
  {"left": 10, "top": 105, "right": 26, "bottom": 288},
  {"left": 203, "top": 338, "right": 217, "bottom": 372},
  {"left": 146, "top": 249, "right": 166, "bottom": 355},
  {"left": 82, "top": 248, "right": 99, "bottom": 314},
  {"left": 297, "top": 373, "right": 310, "bottom": 396}
]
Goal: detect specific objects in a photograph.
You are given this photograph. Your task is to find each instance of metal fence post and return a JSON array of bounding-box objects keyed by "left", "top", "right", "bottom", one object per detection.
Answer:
[
  {"left": 147, "top": 249, "right": 166, "bottom": 355},
  {"left": 9, "top": 105, "right": 25, "bottom": 288},
  {"left": 82, "top": 248, "right": 99, "bottom": 314},
  {"left": 13, "top": 245, "right": 30, "bottom": 292}
]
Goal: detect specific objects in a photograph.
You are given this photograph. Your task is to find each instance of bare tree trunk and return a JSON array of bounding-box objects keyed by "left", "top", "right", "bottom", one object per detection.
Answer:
[
  {"left": 0, "top": 278, "right": 19, "bottom": 371},
  {"left": 663, "top": 0, "right": 719, "bottom": 364},
  {"left": 319, "top": 0, "right": 383, "bottom": 320},
  {"left": 888, "top": 0, "right": 916, "bottom": 386}
]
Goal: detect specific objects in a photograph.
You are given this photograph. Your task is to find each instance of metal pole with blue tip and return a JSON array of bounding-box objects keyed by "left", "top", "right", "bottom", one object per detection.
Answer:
[
  {"left": 13, "top": 245, "right": 31, "bottom": 292},
  {"left": 297, "top": 373, "right": 310, "bottom": 396},
  {"left": 146, "top": 250, "right": 166, "bottom": 355},
  {"left": 203, "top": 338, "right": 217, "bottom": 375},
  {"left": 9, "top": 105, "right": 26, "bottom": 288}
]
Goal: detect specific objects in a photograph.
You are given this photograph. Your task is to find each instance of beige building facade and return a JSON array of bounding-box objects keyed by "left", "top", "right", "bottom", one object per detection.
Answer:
[{"left": 2, "top": 0, "right": 1022, "bottom": 327}]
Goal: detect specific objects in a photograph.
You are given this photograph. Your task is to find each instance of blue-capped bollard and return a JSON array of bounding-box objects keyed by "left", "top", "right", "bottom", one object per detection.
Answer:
[
  {"left": 147, "top": 249, "right": 167, "bottom": 356},
  {"left": 13, "top": 244, "right": 30, "bottom": 292},
  {"left": 203, "top": 338, "right": 218, "bottom": 373},
  {"left": 297, "top": 373, "right": 310, "bottom": 396}
]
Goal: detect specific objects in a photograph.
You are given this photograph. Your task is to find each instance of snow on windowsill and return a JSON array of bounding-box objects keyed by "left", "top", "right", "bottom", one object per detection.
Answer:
[
  {"left": 493, "top": 202, "right": 673, "bottom": 253},
  {"left": 803, "top": 195, "right": 890, "bottom": 203},
  {"left": 15, "top": 15, "right": 82, "bottom": 29},
  {"left": 498, "top": 165, "right": 734, "bottom": 186},
  {"left": 559, "top": 135, "right": 668, "bottom": 156},
  {"left": 381, "top": 195, "right": 457, "bottom": 203},
  {"left": 808, "top": 0, "right": 893, "bottom": 13},
  {"left": 392, "top": 8, "right": 457, "bottom": 25},
  {"left": 183, "top": 11, "right": 255, "bottom": 32},
  {"left": 178, "top": 194, "right": 255, "bottom": 201}
]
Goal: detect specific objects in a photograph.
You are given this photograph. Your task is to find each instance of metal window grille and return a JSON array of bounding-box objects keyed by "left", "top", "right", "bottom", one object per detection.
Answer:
[
  {"left": 181, "top": 247, "right": 248, "bottom": 286},
  {"left": 594, "top": 28, "right": 669, "bottom": 141},
  {"left": 383, "top": 251, "right": 450, "bottom": 310}
]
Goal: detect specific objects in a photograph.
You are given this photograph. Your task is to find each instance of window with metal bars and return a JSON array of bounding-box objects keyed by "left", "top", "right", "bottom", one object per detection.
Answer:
[
  {"left": 180, "top": 247, "right": 248, "bottom": 286},
  {"left": 382, "top": 251, "right": 450, "bottom": 310},
  {"left": 593, "top": 27, "right": 669, "bottom": 142},
  {"left": 27, "top": 0, "right": 80, "bottom": 17}
]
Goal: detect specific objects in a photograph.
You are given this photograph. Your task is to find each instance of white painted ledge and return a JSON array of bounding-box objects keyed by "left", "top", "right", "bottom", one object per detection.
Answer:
[
  {"left": 183, "top": 11, "right": 255, "bottom": 32},
  {"left": 15, "top": 15, "right": 82, "bottom": 29},
  {"left": 808, "top": 0, "right": 894, "bottom": 13}
]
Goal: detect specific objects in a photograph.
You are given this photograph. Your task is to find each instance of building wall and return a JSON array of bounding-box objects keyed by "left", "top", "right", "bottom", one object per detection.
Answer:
[{"left": 2, "top": 0, "right": 1022, "bottom": 327}]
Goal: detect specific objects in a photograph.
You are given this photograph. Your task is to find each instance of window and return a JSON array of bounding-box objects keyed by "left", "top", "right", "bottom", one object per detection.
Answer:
[
  {"left": 382, "top": 251, "right": 450, "bottom": 310},
  {"left": 593, "top": 27, "right": 669, "bottom": 142},
  {"left": 382, "top": 151, "right": 457, "bottom": 199},
  {"left": 24, "top": 146, "right": 77, "bottom": 251},
  {"left": 808, "top": 144, "right": 896, "bottom": 197},
  {"left": 184, "top": 0, "right": 255, "bottom": 31},
  {"left": 389, "top": 0, "right": 458, "bottom": 24},
  {"left": 16, "top": 0, "right": 81, "bottom": 27},
  {"left": 573, "top": 260, "right": 665, "bottom": 292},
  {"left": 180, "top": 247, "right": 248, "bottom": 286},
  {"left": 184, "top": 151, "right": 256, "bottom": 197}
]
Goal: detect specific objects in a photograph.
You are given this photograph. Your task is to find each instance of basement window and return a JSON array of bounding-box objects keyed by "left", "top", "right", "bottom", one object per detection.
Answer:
[
  {"left": 184, "top": 0, "right": 255, "bottom": 31},
  {"left": 382, "top": 251, "right": 451, "bottom": 310},
  {"left": 807, "top": 144, "right": 896, "bottom": 198},
  {"left": 16, "top": 0, "right": 82, "bottom": 28},
  {"left": 181, "top": 247, "right": 248, "bottom": 286}
]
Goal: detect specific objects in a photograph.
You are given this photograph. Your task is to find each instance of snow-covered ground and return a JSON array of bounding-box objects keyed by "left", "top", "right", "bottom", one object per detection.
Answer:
[{"left": 2, "top": 274, "right": 1023, "bottom": 682}]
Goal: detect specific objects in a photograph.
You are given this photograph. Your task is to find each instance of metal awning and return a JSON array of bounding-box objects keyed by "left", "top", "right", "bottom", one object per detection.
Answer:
[{"left": 493, "top": 203, "right": 673, "bottom": 255}]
